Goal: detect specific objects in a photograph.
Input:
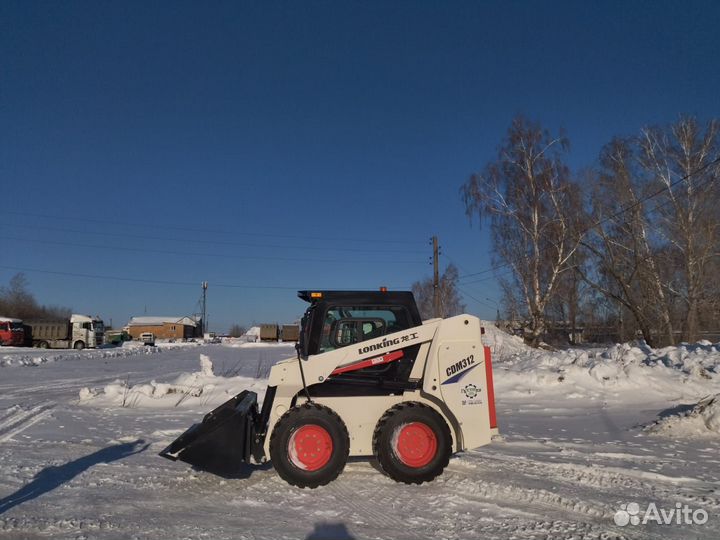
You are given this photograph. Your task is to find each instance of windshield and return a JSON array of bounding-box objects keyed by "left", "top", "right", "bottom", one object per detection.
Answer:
[{"left": 11, "top": 322, "right": 23, "bottom": 330}]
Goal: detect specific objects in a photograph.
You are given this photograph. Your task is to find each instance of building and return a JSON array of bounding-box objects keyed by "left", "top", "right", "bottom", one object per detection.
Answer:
[{"left": 126, "top": 316, "right": 199, "bottom": 340}]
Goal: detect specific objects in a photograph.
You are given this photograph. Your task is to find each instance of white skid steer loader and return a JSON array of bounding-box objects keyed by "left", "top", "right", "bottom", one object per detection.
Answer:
[{"left": 160, "top": 290, "right": 498, "bottom": 488}]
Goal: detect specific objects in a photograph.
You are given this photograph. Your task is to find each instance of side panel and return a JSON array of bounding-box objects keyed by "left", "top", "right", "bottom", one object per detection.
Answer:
[
  {"left": 28, "top": 322, "right": 70, "bottom": 341},
  {"left": 311, "top": 393, "right": 459, "bottom": 456},
  {"left": 422, "top": 316, "right": 492, "bottom": 451},
  {"left": 262, "top": 322, "right": 440, "bottom": 457},
  {"left": 312, "top": 395, "right": 404, "bottom": 455}
]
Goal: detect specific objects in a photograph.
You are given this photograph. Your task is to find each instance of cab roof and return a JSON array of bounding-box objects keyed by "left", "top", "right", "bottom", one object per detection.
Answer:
[{"left": 298, "top": 290, "right": 417, "bottom": 306}]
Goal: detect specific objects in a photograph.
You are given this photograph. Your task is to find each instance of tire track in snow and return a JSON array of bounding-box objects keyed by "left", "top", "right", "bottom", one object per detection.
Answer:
[
  {"left": 0, "top": 515, "right": 119, "bottom": 535},
  {"left": 321, "top": 469, "right": 400, "bottom": 530},
  {"left": 439, "top": 472, "right": 655, "bottom": 540},
  {"left": 457, "top": 452, "right": 720, "bottom": 513},
  {"left": 0, "top": 402, "right": 55, "bottom": 443}
]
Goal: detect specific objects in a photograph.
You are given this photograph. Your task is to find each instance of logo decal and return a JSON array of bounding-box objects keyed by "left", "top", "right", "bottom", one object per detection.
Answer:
[
  {"left": 441, "top": 354, "right": 482, "bottom": 385},
  {"left": 461, "top": 383, "right": 480, "bottom": 399},
  {"left": 357, "top": 332, "right": 419, "bottom": 355}
]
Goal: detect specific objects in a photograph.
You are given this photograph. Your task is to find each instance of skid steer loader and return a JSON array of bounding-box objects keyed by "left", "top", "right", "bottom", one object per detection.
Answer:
[{"left": 160, "top": 290, "right": 498, "bottom": 488}]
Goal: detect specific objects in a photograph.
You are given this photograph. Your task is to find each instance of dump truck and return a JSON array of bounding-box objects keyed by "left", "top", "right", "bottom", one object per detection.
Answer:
[
  {"left": 280, "top": 324, "right": 299, "bottom": 342},
  {"left": 26, "top": 314, "right": 105, "bottom": 349},
  {"left": 259, "top": 324, "right": 279, "bottom": 342},
  {"left": 0, "top": 317, "right": 25, "bottom": 346},
  {"left": 161, "top": 290, "right": 498, "bottom": 488}
]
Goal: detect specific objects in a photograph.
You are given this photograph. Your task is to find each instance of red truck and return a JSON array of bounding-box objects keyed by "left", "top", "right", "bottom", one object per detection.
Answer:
[{"left": 0, "top": 317, "right": 25, "bottom": 346}]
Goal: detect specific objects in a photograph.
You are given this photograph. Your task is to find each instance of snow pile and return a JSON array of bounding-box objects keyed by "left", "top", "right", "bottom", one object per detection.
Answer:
[
  {"left": 1, "top": 345, "right": 161, "bottom": 368},
  {"left": 228, "top": 341, "right": 296, "bottom": 349},
  {"left": 151, "top": 340, "right": 202, "bottom": 349},
  {"left": 245, "top": 326, "right": 260, "bottom": 338},
  {"left": 645, "top": 394, "right": 720, "bottom": 437},
  {"left": 78, "top": 354, "right": 266, "bottom": 409},
  {"left": 494, "top": 341, "right": 720, "bottom": 400},
  {"left": 480, "top": 321, "right": 530, "bottom": 358}
]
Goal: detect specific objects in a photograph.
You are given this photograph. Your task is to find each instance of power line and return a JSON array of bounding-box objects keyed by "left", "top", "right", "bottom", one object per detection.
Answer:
[
  {"left": 458, "top": 262, "right": 509, "bottom": 281},
  {"left": 455, "top": 154, "right": 720, "bottom": 281},
  {"left": 5, "top": 210, "right": 425, "bottom": 246},
  {"left": 0, "top": 264, "right": 413, "bottom": 291},
  {"left": 456, "top": 286, "right": 498, "bottom": 311},
  {"left": 5, "top": 236, "right": 427, "bottom": 265},
  {"left": 1, "top": 222, "right": 427, "bottom": 255},
  {"left": 461, "top": 269, "right": 514, "bottom": 286},
  {"left": 592, "top": 154, "right": 720, "bottom": 233}
]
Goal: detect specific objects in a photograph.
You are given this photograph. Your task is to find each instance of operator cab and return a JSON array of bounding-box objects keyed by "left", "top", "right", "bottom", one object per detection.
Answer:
[{"left": 297, "top": 290, "right": 424, "bottom": 396}]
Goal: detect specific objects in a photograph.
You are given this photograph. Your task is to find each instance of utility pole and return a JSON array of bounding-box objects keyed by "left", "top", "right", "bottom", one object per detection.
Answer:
[
  {"left": 432, "top": 235, "right": 440, "bottom": 318},
  {"left": 201, "top": 281, "right": 208, "bottom": 335}
]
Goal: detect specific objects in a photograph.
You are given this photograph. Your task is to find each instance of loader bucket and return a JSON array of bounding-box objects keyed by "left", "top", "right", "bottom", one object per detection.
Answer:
[{"left": 159, "top": 390, "right": 259, "bottom": 475}]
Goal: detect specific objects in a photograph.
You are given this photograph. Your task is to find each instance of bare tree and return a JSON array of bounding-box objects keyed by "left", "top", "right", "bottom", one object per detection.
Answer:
[
  {"left": 580, "top": 139, "right": 675, "bottom": 346},
  {"left": 639, "top": 117, "right": 720, "bottom": 342},
  {"left": 581, "top": 119, "right": 720, "bottom": 345},
  {"left": 546, "top": 250, "right": 589, "bottom": 345},
  {"left": 412, "top": 264, "right": 465, "bottom": 320},
  {"left": 461, "top": 117, "right": 584, "bottom": 346},
  {"left": 0, "top": 273, "right": 72, "bottom": 320},
  {"left": 229, "top": 324, "right": 247, "bottom": 338}
]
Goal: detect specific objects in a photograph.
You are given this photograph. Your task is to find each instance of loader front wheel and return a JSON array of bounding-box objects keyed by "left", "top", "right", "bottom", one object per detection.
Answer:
[
  {"left": 269, "top": 403, "right": 349, "bottom": 488},
  {"left": 373, "top": 402, "right": 452, "bottom": 484}
]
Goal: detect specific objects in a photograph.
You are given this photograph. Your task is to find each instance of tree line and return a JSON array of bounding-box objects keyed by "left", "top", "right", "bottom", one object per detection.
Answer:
[
  {"left": 0, "top": 273, "right": 72, "bottom": 320},
  {"left": 458, "top": 115, "right": 720, "bottom": 347}
]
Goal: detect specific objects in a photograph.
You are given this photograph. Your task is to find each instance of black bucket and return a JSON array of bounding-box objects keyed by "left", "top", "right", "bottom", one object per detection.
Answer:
[{"left": 159, "top": 390, "right": 259, "bottom": 475}]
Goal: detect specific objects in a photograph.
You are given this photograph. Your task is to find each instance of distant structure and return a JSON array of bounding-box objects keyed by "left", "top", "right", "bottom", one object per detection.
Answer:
[
  {"left": 259, "top": 323, "right": 300, "bottom": 342},
  {"left": 127, "top": 316, "right": 200, "bottom": 340}
]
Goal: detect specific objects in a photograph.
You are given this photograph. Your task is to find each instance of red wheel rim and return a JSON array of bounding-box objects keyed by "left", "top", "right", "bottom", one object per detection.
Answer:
[
  {"left": 393, "top": 422, "right": 438, "bottom": 468},
  {"left": 288, "top": 424, "right": 333, "bottom": 471}
]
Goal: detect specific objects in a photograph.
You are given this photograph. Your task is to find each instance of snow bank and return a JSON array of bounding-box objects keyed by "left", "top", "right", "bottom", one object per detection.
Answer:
[
  {"left": 1, "top": 345, "right": 161, "bottom": 368},
  {"left": 480, "top": 321, "right": 530, "bottom": 357},
  {"left": 245, "top": 326, "right": 260, "bottom": 337},
  {"left": 226, "top": 341, "right": 296, "bottom": 349},
  {"left": 494, "top": 341, "right": 720, "bottom": 401},
  {"left": 78, "top": 354, "right": 266, "bottom": 409},
  {"left": 645, "top": 394, "right": 720, "bottom": 437}
]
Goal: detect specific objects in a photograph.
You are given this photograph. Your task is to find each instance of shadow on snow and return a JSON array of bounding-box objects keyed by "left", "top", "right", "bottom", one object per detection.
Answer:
[
  {"left": 305, "top": 522, "right": 356, "bottom": 540},
  {"left": 0, "top": 439, "right": 148, "bottom": 515}
]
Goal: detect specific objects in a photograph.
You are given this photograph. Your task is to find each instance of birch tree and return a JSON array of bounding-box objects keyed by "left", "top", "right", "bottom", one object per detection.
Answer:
[
  {"left": 580, "top": 139, "right": 674, "bottom": 346},
  {"left": 639, "top": 117, "right": 720, "bottom": 342},
  {"left": 461, "top": 117, "right": 583, "bottom": 346}
]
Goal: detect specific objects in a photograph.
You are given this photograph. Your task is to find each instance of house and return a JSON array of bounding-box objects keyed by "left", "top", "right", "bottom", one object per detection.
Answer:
[{"left": 127, "top": 316, "right": 199, "bottom": 340}]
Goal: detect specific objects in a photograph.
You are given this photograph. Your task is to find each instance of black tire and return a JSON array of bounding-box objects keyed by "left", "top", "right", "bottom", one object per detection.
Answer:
[
  {"left": 373, "top": 402, "right": 452, "bottom": 485},
  {"left": 73, "top": 341, "right": 85, "bottom": 350},
  {"left": 38, "top": 341, "right": 49, "bottom": 349},
  {"left": 269, "top": 403, "right": 349, "bottom": 488}
]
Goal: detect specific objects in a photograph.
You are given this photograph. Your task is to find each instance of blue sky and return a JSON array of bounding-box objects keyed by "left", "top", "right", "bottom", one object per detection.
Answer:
[{"left": 2, "top": 1, "right": 719, "bottom": 331}]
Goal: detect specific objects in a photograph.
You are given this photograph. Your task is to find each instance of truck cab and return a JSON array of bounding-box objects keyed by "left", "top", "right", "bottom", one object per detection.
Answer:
[
  {"left": 70, "top": 314, "right": 105, "bottom": 348},
  {"left": 0, "top": 317, "right": 25, "bottom": 346}
]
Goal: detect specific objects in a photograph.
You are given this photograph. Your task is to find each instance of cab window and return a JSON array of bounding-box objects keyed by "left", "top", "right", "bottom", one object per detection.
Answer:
[{"left": 318, "top": 306, "right": 411, "bottom": 353}]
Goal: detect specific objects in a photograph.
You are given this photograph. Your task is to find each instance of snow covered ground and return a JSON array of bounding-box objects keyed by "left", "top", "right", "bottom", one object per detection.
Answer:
[{"left": 0, "top": 333, "right": 718, "bottom": 539}]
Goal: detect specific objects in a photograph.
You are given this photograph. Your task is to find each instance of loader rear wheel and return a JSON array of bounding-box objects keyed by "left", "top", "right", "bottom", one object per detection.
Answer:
[
  {"left": 269, "top": 403, "right": 349, "bottom": 488},
  {"left": 373, "top": 402, "right": 452, "bottom": 484}
]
